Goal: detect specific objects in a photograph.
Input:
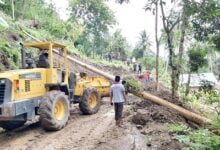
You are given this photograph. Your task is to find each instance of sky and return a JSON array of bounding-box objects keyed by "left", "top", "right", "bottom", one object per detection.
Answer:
[{"left": 107, "top": 0, "right": 162, "bottom": 47}]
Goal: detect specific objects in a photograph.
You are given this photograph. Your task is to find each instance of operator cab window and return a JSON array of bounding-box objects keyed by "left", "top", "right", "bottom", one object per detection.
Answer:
[{"left": 37, "top": 51, "right": 49, "bottom": 68}]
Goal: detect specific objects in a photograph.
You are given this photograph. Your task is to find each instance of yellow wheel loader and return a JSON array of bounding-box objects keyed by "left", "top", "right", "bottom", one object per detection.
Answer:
[{"left": 0, "top": 41, "right": 110, "bottom": 131}]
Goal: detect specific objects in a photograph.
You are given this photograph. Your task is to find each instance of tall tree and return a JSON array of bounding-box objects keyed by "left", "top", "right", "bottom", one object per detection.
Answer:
[
  {"left": 108, "top": 29, "right": 129, "bottom": 59},
  {"left": 176, "top": 0, "right": 189, "bottom": 93},
  {"left": 145, "top": 0, "right": 160, "bottom": 91},
  {"left": 160, "top": 0, "right": 180, "bottom": 97},
  {"left": 69, "top": 0, "right": 116, "bottom": 56},
  {"left": 137, "top": 30, "right": 152, "bottom": 57}
]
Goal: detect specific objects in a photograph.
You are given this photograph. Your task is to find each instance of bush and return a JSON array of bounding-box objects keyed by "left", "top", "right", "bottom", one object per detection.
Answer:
[
  {"left": 212, "top": 117, "right": 220, "bottom": 133},
  {"left": 189, "top": 129, "right": 220, "bottom": 150},
  {"left": 124, "top": 77, "right": 144, "bottom": 92},
  {"left": 168, "top": 123, "right": 190, "bottom": 134},
  {"left": 199, "top": 80, "right": 215, "bottom": 92}
]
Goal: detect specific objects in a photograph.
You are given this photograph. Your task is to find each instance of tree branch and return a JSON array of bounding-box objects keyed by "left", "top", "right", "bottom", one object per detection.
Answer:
[
  {"left": 159, "top": 0, "right": 168, "bottom": 32},
  {"left": 169, "top": 17, "right": 180, "bottom": 32}
]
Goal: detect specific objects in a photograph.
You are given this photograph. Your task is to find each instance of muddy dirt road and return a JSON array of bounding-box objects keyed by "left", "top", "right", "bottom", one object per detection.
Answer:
[
  {"left": 0, "top": 98, "right": 114, "bottom": 150},
  {"left": 0, "top": 98, "right": 147, "bottom": 150},
  {"left": 0, "top": 96, "right": 184, "bottom": 150}
]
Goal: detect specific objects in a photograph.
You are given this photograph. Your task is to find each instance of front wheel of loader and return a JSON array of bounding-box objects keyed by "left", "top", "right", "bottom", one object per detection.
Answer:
[
  {"left": 79, "top": 88, "right": 101, "bottom": 115},
  {"left": 39, "top": 91, "right": 70, "bottom": 131}
]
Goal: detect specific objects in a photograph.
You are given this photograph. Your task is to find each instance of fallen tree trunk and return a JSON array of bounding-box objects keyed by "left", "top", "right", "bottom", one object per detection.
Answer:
[
  {"left": 54, "top": 50, "right": 212, "bottom": 125},
  {"left": 133, "top": 91, "right": 211, "bottom": 125}
]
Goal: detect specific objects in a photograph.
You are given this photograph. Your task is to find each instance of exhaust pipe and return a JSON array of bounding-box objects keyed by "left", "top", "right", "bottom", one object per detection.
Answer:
[{"left": 20, "top": 43, "right": 26, "bottom": 69}]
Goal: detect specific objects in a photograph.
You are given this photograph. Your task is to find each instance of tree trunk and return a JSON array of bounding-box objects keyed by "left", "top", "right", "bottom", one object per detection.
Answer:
[
  {"left": 11, "top": 0, "right": 15, "bottom": 20},
  {"left": 160, "top": 0, "right": 179, "bottom": 97},
  {"left": 155, "top": 2, "right": 160, "bottom": 91},
  {"left": 167, "top": 31, "right": 177, "bottom": 97},
  {"left": 176, "top": 6, "right": 188, "bottom": 92},
  {"left": 165, "top": 57, "right": 169, "bottom": 73},
  {"left": 21, "top": 0, "right": 26, "bottom": 19},
  {"left": 185, "top": 72, "right": 191, "bottom": 96}
]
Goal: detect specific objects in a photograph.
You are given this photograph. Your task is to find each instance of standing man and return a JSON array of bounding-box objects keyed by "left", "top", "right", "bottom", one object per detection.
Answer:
[
  {"left": 138, "top": 64, "right": 142, "bottom": 75},
  {"left": 110, "top": 76, "right": 127, "bottom": 127},
  {"left": 133, "top": 63, "right": 137, "bottom": 73}
]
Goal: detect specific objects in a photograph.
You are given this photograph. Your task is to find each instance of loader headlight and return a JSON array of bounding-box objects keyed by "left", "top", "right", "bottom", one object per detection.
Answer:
[{"left": 0, "top": 80, "right": 5, "bottom": 84}]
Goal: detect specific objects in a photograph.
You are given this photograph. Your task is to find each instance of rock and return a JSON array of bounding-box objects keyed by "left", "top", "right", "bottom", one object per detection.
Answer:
[
  {"left": 140, "top": 131, "right": 147, "bottom": 135},
  {"left": 136, "top": 125, "right": 143, "bottom": 130},
  {"left": 132, "top": 110, "right": 151, "bottom": 125}
]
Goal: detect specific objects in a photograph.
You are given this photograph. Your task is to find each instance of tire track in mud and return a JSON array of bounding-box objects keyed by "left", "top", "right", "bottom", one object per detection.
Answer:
[{"left": 56, "top": 106, "right": 114, "bottom": 150}]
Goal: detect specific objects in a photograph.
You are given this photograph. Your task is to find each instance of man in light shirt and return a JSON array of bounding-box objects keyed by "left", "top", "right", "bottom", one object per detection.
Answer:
[{"left": 110, "top": 76, "right": 127, "bottom": 127}]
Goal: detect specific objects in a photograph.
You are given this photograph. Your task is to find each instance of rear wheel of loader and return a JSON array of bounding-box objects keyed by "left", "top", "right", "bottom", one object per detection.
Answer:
[
  {"left": 79, "top": 88, "right": 101, "bottom": 115},
  {"left": 0, "top": 120, "right": 26, "bottom": 130},
  {"left": 39, "top": 91, "right": 70, "bottom": 131}
]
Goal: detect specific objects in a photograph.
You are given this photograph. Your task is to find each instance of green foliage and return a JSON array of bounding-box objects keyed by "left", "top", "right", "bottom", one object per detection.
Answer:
[
  {"left": 108, "top": 30, "right": 129, "bottom": 59},
  {"left": 69, "top": 0, "right": 116, "bottom": 55},
  {"left": 190, "top": 0, "right": 220, "bottom": 50},
  {"left": 0, "top": 0, "right": 119, "bottom": 69},
  {"left": 91, "top": 55, "right": 128, "bottom": 69},
  {"left": 189, "top": 129, "right": 220, "bottom": 150},
  {"left": 169, "top": 124, "right": 220, "bottom": 150},
  {"left": 132, "top": 48, "right": 143, "bottom": 59},
  {"left": 0, "top": 38, "right": 20, "bottom": 69},
  {"left": 132, "top": 30, "right": 152, "bottom": 59},
  {"left": 182, "top": 93, "right": 198, "bottom": 103},
  {"left": 125, "top": 77, "right": 144, "bottom": 92},
  {"left": 188, "top": 43, "right": 208, "bottom": 72},
  {"left": 168, "top": 123, "right": 190, "bottom": 134},
  {"left": 212, "top": 117, "right": 220, "bottom": 133},
  {"left": 138, "top": 56, "right": 165, "bottom": 69},
  {"left": 202, "top": 90, "right": 220, "bottom": 104}
]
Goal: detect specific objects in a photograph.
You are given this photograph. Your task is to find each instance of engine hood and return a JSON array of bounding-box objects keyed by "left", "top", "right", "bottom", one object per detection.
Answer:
[{"left": 0, "top": 68, "right": 46, "bottom": 80}]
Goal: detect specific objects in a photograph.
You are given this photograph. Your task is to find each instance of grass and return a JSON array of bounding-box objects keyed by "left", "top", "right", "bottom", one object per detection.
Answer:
[
  {"left": 168, "top": 123, "right": 220, "bottom": 150},
  {"left": 168, "top": 123, "right": 191, "bottom": 134}
]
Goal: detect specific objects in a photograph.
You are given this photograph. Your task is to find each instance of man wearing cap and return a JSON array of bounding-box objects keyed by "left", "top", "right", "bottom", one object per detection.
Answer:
[{"left": 110, "top": 76, "right": 127, "bottom": 127}]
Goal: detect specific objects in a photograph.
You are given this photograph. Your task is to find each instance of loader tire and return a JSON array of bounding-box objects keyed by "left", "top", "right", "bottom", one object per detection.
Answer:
[
  {"left": 79, "top": 88, "right": 101, "bottom": 115},
  {"left": 39, "top": 91, "right": 70, "bottom": 131},
  {"left": 0, "top": 120, "right": 26, "bottom": 130}
]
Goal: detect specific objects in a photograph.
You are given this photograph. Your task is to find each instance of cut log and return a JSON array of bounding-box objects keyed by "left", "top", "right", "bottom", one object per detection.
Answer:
[
  {"left": 54, "top": 49, "right": 212, "bottom": 125},
  {"left": 134, "top": 91, "right": 211, "bottom": 125}
]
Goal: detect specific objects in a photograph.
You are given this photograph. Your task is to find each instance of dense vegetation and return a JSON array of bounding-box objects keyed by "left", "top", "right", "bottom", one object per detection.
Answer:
[{"left": 0, "top": 0, "right": 130, "bottom": 70}]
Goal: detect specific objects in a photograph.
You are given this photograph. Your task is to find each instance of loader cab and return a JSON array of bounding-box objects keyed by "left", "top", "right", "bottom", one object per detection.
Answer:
[{"left": 23, "top": 42, "right": 69, "bottom": 85}]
